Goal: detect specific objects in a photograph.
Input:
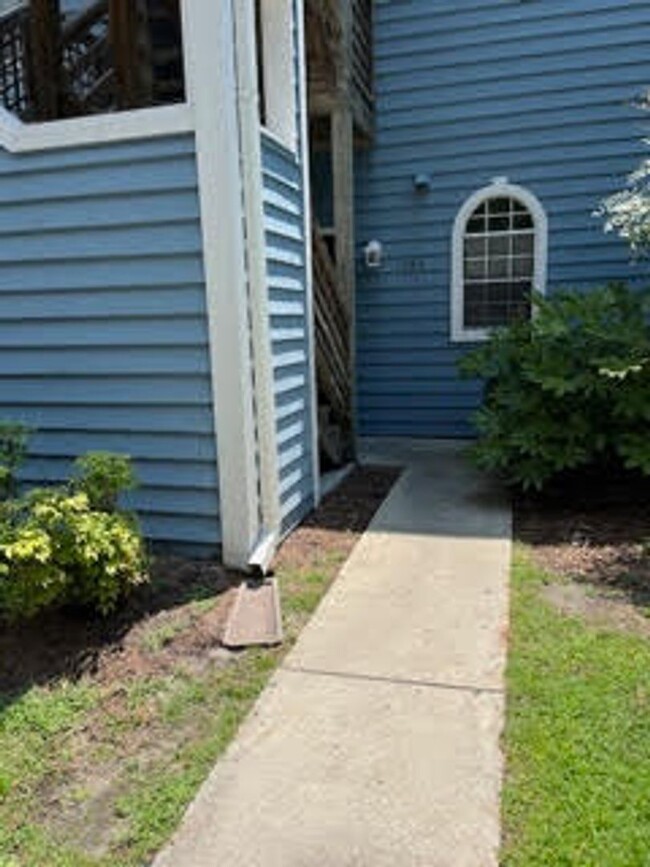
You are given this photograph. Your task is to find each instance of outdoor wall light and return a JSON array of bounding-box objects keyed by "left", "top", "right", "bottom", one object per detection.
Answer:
[
  {"left": 364, "top": 239, "right": 384, "bottom": 269},
  {"left": 413, "top": 173, "right": 433, "bottom": 193}
]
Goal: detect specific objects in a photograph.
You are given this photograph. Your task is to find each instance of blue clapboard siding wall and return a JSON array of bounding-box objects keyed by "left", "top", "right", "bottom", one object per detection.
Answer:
[
  {"left": 262, "top": 132, "right": 315, "bottom": 532},
  {"left": 355, "top": 0, "right": 650, "bottom": 438},
  {"left": 0, "top": 134, "right": 221, "bottom": 549}
]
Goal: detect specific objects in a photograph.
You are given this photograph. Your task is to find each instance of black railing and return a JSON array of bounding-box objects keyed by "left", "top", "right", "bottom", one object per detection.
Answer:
[
  {"left": 61, "top": 0, "right": 112, "bottom": 115},
  {"left": 0, "top": 4, "right": 30, "bottom": 118}
]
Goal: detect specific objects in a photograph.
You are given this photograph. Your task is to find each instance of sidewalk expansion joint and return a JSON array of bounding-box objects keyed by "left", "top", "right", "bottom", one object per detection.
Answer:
[{"left": 281, "top": 664, "right": 505, "bottom": 696}]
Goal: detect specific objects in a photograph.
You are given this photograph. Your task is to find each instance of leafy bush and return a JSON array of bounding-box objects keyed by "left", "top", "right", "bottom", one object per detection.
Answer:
[
  {"left": 0, "top": 422, "right": 31, "bottom": 500},
  {"left": 0, "top": 446, "right": 147, "bottom": 621},
  {"left": 74, "top": 451, "right": 137, "bottom": 512},
  {"left": 459, "top": 284, "right": 650, "bottom": 490}
]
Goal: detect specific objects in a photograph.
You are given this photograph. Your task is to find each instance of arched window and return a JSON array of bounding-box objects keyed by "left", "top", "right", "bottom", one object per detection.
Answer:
[{"left": 451, "top": 181, "right": 548, "bottom": 342}]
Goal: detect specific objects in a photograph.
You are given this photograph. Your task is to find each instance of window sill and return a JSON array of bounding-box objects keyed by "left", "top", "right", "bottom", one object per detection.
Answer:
[{"left": 451, "top": 329, "right": 492, "bottom": 344}]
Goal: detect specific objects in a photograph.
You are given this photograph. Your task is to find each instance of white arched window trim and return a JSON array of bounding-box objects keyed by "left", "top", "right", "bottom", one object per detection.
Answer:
[{"left": 451, "top": 180, "right": 548, "bottom": 343}]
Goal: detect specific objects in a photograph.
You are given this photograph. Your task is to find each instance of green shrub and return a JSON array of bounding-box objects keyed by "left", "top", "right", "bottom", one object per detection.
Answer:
[
  {"left": 0, "top": 422, "right": 31, "bottom": 500},
  {"left": 0, "top": 488, "right": 147, "bottom": 621},
  {"left": 73, "top": 451, "right": 137, "bottom": 512},
  {"left": 0, "top": 446, "right": 148, "bottom": 622},
  {"left": 459, "top": 284, "right": 650, "bottom": 490}
]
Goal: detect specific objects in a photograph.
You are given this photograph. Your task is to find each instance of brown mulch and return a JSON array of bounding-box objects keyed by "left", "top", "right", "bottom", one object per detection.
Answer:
[
  {"left": 515, "top": 467, "right": 650, "bottom": 632},
  {"left": 0, "top": 558, "right": 237, "bottom": 696},
  {"left": 0, "top": 465, "right": 401, "bottom": 699},
  {"left": 273, "top": 466, "right": 401, "bottom": 572}
]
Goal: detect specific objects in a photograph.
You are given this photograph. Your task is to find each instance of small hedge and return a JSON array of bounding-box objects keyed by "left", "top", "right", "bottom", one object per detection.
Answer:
[
  {"left": 460, "top": 284, "right": 650, "bottom": 491},
  {"left": 0, "top": 437, "right": 147, "bottom": 621}
]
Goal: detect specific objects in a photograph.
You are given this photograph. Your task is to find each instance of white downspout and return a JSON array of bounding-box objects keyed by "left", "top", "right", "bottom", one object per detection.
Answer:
[{"left": 233, "top": 0, "right": 282, "bottom": 570}]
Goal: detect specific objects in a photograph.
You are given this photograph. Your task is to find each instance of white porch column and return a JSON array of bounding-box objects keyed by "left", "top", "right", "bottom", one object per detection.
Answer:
[{"left": 180, "top": 0, "right": 260, "bottom": 568}]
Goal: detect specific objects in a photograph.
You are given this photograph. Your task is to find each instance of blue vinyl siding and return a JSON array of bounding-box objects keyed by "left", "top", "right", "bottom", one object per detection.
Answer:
[
  {"left": 262, "top": 132, "right": 315, "bottom": 532},
  {"left": 0, "top": 134, "right": 220, "bottom": 549},
  {"left": 356, "top": 0, "right": 650, "bottom": 438}
]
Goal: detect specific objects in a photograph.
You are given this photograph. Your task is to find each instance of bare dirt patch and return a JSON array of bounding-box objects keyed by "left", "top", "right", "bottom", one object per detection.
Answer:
[
  {"left": 541, "top": 582, "right": 650, "bottom": 639},
  {"left": 515, "top": 468, "right": 650, "bottom": 635}
]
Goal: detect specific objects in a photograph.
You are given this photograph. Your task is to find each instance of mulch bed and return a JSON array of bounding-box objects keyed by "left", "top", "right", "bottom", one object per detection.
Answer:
[
  {"left": 0, "top": 558, "right": 237, "bottom": 696},
  {"left": 0, "top": 465, "right": 401, "bottom": 698},
  {"left": 273, "top": 466, "right": 401, "bottom": 572},
  {"left": 514, "top": 467, "right": 650, "bottom": 628}
]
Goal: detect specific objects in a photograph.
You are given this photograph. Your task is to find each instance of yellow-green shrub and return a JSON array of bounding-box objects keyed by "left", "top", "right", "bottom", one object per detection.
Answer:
[{"left": 0, "top": 449, "right": 148, "bottom": 621}]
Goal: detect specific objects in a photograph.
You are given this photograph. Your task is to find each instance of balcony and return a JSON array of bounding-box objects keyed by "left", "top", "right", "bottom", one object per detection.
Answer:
[
  {"left": 0, "top": 0, "right": 184, "bottom": 122},
  {"left": 305, "top": 0, "right": 373, "bottom": 140}
]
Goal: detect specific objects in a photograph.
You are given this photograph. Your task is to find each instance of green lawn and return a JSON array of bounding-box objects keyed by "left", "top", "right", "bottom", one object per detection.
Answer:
[
  {"left": 0, "top": 562, "right": 342, "bottom": 867},
  {"left": 502, "top": 549, "right": 650, "bottom": 866}
]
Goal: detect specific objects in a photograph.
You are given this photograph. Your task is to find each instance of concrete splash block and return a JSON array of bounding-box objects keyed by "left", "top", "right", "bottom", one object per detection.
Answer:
[{"left": 222, "top": 578, "right": 283, "bottom": 649}]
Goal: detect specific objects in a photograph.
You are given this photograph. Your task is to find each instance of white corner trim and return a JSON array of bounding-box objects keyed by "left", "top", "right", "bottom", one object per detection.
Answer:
[
  {"left": 233, "top": 0, "right": 282, "bottom": 543},
  {"left": 182, "top": 0, "right": 261, "bottom": 569},
  {"left": 450, "top": 180, "right": 548, "bottom": 344},
  {"left": 296, "top": 0, "right": 321, "bottom": 507},
  {"left": 0, "top": 102, "right": 193, "bottom": 153}
]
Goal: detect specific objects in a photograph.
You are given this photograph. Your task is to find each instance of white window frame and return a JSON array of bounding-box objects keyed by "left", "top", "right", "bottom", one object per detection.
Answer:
[
  {"left": 451, "top": 180, "right": 548, "bottom": 343},
  {"left": 257, "top": 0, "right": 297, "bottom": 152}
]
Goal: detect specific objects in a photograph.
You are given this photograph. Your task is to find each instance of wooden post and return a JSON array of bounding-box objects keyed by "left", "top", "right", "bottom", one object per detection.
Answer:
[
  {"left": 109, "top": 0, "right": 141, "bottom": 109},
  {"left": 28, "top": 0, "right": 62, "bottom": 120},
  {"left": 331, "top": 103, "right": 356, "bottom": 314},
  {"left": 331, "top": 0, "right": 356, "bottom": 313}
]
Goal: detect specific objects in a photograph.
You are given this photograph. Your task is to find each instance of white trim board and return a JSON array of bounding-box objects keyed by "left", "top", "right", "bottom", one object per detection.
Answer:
[
  {"left": 258, "top": 0, "right": 297, "bottom": 152},
  {"left": 182, "top": 0, "right": 261, "bottom": 569},
  {"left": 0, "top": 103, "right": 193, "bottom": 153}
]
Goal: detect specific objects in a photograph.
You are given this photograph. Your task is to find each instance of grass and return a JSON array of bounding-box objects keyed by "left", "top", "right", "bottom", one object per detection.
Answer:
[
  {"left": 0, "top": 556, "right": 343, "bottom": 866},
  {"left": 502, "top": 548, "right": 650, "bottom": 866}
]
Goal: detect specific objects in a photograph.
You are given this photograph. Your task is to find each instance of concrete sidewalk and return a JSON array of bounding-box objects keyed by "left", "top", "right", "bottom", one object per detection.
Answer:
[{"left": 154, "top": 440, "right": 512, "bottom": 867}]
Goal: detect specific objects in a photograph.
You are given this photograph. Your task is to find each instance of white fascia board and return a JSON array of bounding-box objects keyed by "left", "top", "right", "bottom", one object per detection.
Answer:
[
  {"left": 0, "top": 103, "right": 193, "bottom": 153},
  {"left": 182, "top": 0, "right": 261, "bottom": 569}
]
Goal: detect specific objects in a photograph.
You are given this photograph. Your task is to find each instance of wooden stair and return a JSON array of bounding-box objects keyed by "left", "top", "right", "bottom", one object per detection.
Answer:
[{"left": 312, "top": 221, "right": 353, "bottom": 468}]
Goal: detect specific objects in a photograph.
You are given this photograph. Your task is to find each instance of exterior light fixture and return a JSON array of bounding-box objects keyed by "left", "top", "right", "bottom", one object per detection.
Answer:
[{"left": 364, "top": 239, "right": 384, "bottom": 268}]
